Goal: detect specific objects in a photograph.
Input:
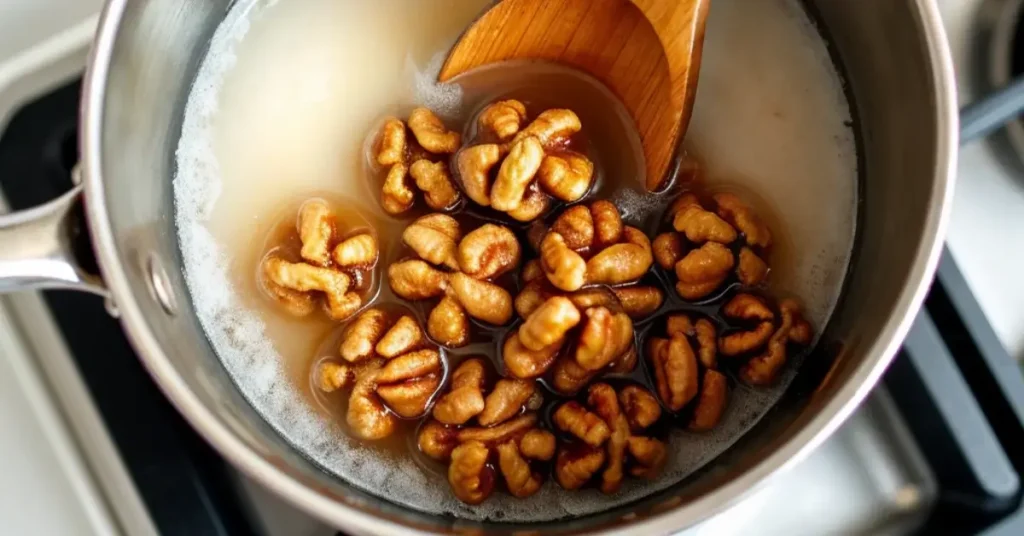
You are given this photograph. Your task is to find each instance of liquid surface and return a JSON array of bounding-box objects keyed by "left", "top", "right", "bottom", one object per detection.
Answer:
[{"left": 174, "top": 0, "right": 857, "bottom": 521}]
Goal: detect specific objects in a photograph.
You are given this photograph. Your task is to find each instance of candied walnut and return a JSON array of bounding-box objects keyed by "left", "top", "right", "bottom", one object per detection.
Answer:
[
  {"left": 737, "top": 247, "right": 769, "bottom": 286},
  {"left": 375, "top": 315, "right": 425, "bottom": 358},
  {"left": 458, "top": 414, "right": 538, "bottom": 445},
  {"left": 449, "top": 441, "right": 495, "bottom": 505},
  {"left": 619, "top": 385, "right": 661, "bottom": 433},
  {"left": 432, "top": 359, "right": 486, "bottom": 425},
  {"left": 513, "top": 280, "right": 553, "bottom": 318},
  {"left": 555, "top": 445, "right": 605, "bottom": 490},
  {"left": 381, "top": 163, "right": 414, "bottom": 215},
  {"left": 316, "top": 362, "right": 353, "bottom": 393},
  {"left": 497, "top": 441, "right": 543, "bottom": 498},
  {"left": 694, "top": 318, "right": 718, "bottom": 369},
  {"left": 612, "top": 285, "right": 664, "bottom": 319},
  {"left": 538, "top": 153, "right": 594, "bottom": 202},
  {"left": 586, "top": 227, "right": 654, "bottom": 286},
  {"left": 522, "top": 259, "right": 544, "bottom": 283},
  {"left": 553, "top": 401, "right": 610, "bottom": 447},
  {"left": 332, "top": 233, "right": 378, "bottom": 269},
  {"left": 402, "top": 213, "right": 460, "bottom": 270},
  {"left": 574, "top": 307, "right": 634, "bottom": 371},
  {"left": 375, "top": 118, "right": 406, "bottom": 167},
  {"left": 519, "top": 429, "right": 556, "bottom": 461},
  {"left": 456, "top": 144, "right": 501, "bottom": 207},
  {"left": 518, "top": 296, "right": 581, "bottom": 351},
  {"left": 588, "top": 383, "right": 629, "bottom": 494},
  {"left": 672, "top": 201, "right": 737, "bottom": 244},
  {"left": 503, "top": 331, "right": 562, "bottom": 379},
  {"left": 714, "top": 193, "right": 772, "bottom": 248},
  {"left": 388, "top": 260, "right": 447, "bottom": 300},
  {"left": 665, "top": 314, "right": 695, "bottom": 338},
  {"left": 339, "top": 309, "right": 389, "bottom": 362},
  {"left": 410, "top": 160, "right": 461, "bottom": 211},
  {"left": 689, "top": 369, "right": 728, "bottom": 432},
  {"left": 653, "top": 232, "right": 684, "bottom": 270},
  {"left": 719, "top": 294, "right": 775, "bottom": 356},
  {"left": 720, "top": 322, "right": 774, "bottom": 357},
  {"left": 590, "top": 200, "right": 624, "bottom": 249},
  {"left": 298, "top": 200, "right": 336, "bottom": 266},
  {"left": 550, "top": 354, "right": 599, "bottom": 395},
  {"left": 457, "top": 224, "right": 521, "bottom": 280},
  {"left": 514, "top": 109, "right": 582, "bottom": 147},
  {"left": 554, "top": 383, "right": 666, "bottom": 492},
  {"left": 428, "top": 295, "right": 469, "bottom": 347},
  {"left": 418, "top": 419, "right": 459, "bottom": 461},
  {"left": 540, "top": 232, "right": 587, "bottom": 291},
  {"left": 263, "top": 257, "right": 360, "bottom": 321},
  {"left": 479, "top": 379, "right": 536, "bottom": 426},
  {"left": 649, "top": 335, "right": 699, "bottom": 411},
  {"left": 446, "top": 273, "right": 513, "bottom": 326},
  {"left": 491, "top": 136, "right": 544, "bottom": 212},
  {"left": 346, "top": 360, "right": 396, "bottom": 440},
  {"left": 262, "top": 276, "right": 316, "bottom": 317},
  {"left": 479, "top": 99, "right": 527, "bottom": 140},
  {"left": 375, "top": 348, "right": 442, "bottom": 418},
  {"left": 741, "top": 299, "right": 813, "bottom": 386},
  {"left": 609, "top": 346, "right": 638, "bottom": 375},
  {"left": 551, "top": 205, "right": 595, "bottom": 250},
  {"left": 674, "top": 241, "right": 735, "bottom": 300},
  {"left": 507, "top": 184, "right": 552, "bottom": 222},
  {"left": 408, "top": 107, "right": 460, "bottom": 154},
  {"left": 627, "top": 436, "right": 667, "bottom": 478}
]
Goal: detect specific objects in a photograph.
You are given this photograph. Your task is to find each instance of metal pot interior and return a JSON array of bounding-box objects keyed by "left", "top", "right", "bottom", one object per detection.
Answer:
[{"left": 82, "top": 0, "right": 954, "bottom": 533}]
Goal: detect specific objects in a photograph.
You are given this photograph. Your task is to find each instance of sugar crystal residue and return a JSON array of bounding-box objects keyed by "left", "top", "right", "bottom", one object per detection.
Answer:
[{"left": 174, "top": 0, "right": 857, "bottom": 522}]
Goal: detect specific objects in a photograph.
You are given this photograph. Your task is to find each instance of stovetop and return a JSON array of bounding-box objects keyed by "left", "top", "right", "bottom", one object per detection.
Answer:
[{"left": 0, "top": 2, "right": 1022, "bottom": 535}]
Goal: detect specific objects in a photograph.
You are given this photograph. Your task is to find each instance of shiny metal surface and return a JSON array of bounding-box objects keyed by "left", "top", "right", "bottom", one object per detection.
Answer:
[
  {"left": 0, "top": 0, "right": 953, "bottom": 533},
  {"left": 0, "top": 182, "right": 107, "bottom": 297}
]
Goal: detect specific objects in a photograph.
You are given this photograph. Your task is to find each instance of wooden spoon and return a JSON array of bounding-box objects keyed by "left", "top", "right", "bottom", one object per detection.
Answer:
[{"left": 439, "top": 0, "right": 710, "bottom": 191}]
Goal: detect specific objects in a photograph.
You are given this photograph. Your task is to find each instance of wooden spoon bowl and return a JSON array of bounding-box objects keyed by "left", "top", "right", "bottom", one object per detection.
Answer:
[{"left": 439, "top": 0, "right": 709, "bottom": 191}]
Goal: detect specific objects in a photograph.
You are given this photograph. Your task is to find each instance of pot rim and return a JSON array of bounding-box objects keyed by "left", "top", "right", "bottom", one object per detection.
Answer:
[{"left": 79, "top": 0, "right": 958, "bottom": 533}]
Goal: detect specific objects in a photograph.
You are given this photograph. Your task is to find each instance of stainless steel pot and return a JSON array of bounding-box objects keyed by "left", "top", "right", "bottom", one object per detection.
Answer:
[{"left": 0, "top": 0, "right": 959, "bottom": 533}]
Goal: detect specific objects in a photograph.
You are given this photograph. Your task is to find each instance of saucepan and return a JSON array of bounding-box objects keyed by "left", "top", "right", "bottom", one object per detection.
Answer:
[{"left": 0, "top": 0, "right": 991, "bottom": 533}]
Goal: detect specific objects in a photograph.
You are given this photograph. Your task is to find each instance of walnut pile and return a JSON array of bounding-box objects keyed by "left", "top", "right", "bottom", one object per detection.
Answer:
[
  {"left": 504, "top": 281, "right": 636, "bottom": 395},
  {"left": 388, "top": 214, "right": 517, "bottom": 347},
  {"left": 260, "top": 199, "right": 378, "bottom": 321},
  {"left": 417, "top": 358, "right": 554, "bottom": 503},
  {"left": 372, "top": 108, "right": 463, "bottom": 215},
  {"left": 653, "top": 192, "right": 772, "bottom": 301},
  {"left": 316, "top": 308, "right": 443, "bottom": 439},
  {"left": 535, "top": 201, "right": 658, "bottom": 312},
  {"left": 718, "top": 293, "right": 813, "bottom": 386},
  {"left": 455, "top": 101, "right": 596, "bottom": 222},
  {"left": 552, "top": 383, "right": 666, "bottom": 493},
  {"left": 646, "top": 312, "right": 729, "bottom": 431}
]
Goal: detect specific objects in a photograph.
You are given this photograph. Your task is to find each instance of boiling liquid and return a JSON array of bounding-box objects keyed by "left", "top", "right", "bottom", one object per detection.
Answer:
[{"left": 175, "top": 0, "right": 857, "bottom": 521}]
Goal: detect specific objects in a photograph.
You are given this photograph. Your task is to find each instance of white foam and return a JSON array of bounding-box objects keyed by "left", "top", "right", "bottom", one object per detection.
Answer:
[{"left": 174, "top": 0, "right": 857, "bottom": 522}]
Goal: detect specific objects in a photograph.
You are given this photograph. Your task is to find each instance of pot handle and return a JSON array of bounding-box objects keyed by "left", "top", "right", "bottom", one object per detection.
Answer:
[{"left": 0, "top": 175, "right": 109, "bottom": 298}]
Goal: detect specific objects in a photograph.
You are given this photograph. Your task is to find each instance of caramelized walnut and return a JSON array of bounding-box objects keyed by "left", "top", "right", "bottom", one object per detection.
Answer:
[
  {"left": 671, "top": 195, "right": 737, "bottom": 244},
  {"left": 339, "top": 308, "right": 389, "bottom": 362},
  {"left": 479, "top": 379, "right": 537, "bottom": 427},
  {"left": 345, "top": 359, "right": 397, "bottom": 440},
  {"left": 408, "top": 107, "right": 461, "bottom": 154},
  {"left": 653, "top": 232, "right": 684, "bottom": 270},
  {"left": 538, "top": 202, "right": 653, "bottom": 292},
  {"left": 457, "top": 103, "right": 594, "bottom": 220},
  {"left": 497, "top": 441, "right": 543, "bottom": 498},
  {"left": 648, "top": 335, "right": 699, "bottom": 411},
  {"left": 503, "top": 331, "right": 562, "bottom": 379},
  {"left": 432, "top": 358, "right": 486, "bottom": 425},
  {"left": 479, "top": 99, "right": 527, "bottom": 140},
  {"left": 714, "top": 193, "right": 772, "bottom": 248},
  {"left": 449, "top": 441, "right": 495, "bottom": 505},
  {"left": 261, "top": 201, "right": 376, "bottom": 321},
  {"left": 674, "top": 242, "right": 735, "bottom": 300},
  {"left": 553, "top": 383, "right": 667, "bottom": 492},
  {"left": 375, "top": 349, "right": 442, "bottom": 418},
  {"left": 740, "top": 299, "right": 813, "bottom": 386},
  {"left": 719, "top": 293, "right": 775, "bottom": 356},
  {"left": 664, "top": 313, "right": 717, "bottom": 369},
  {"left": 316, "top": 362, "right": 353, "bottom": 393},
  {"left": 737, "top": 246, "right": 769, "bottom": 286},
  {"left": 574, "top": 307, "right": 634, "bottom": 371},
  {"left": 390, "top": 216, "right": 517, "bottom": 347},
  {"left": 689, "top": 369, "right": 728, "bottom": 432},
  {"left": 612, "top": 286, "right": 665, "bottom": 319},
  {"left": 518, "top": 296, "right": 581, "bottom": 351},
  {"left": 410, "top": 160, "right": 461, "bottom": 211}
]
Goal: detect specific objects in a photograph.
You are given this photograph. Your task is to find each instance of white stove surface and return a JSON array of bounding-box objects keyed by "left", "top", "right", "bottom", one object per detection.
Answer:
[{"left": 0, "top": 1, "right": 1016, "bottom": 535}]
